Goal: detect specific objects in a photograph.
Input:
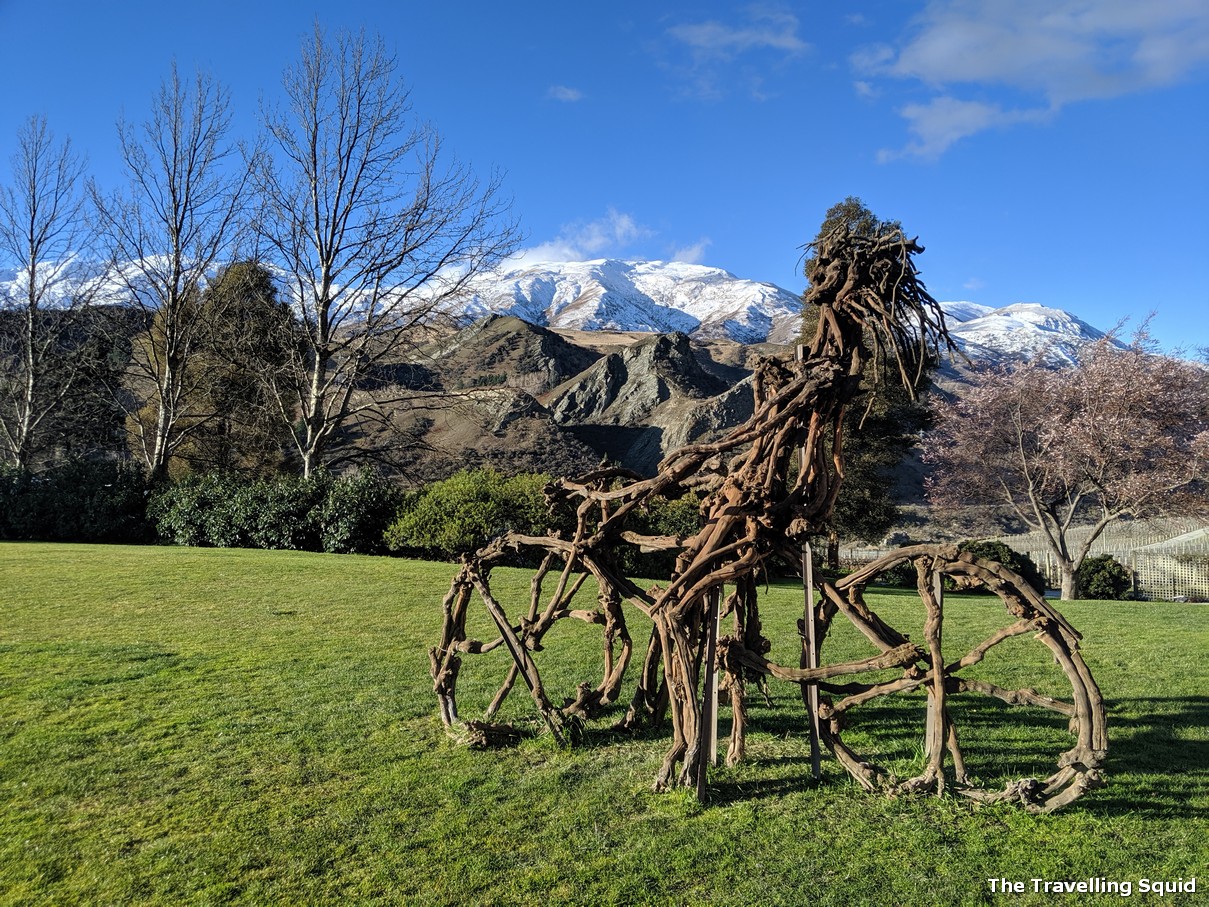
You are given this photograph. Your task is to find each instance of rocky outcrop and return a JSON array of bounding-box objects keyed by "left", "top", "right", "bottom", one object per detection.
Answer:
[
  {"left": 422, "top": 314, "right": 601, "bottom": 395},
  {"left": 547, "top": 332, "right": 727, "bottom": 425},
  {"left": 398, "top": 317, "right": 766, "bottom": 478},
  {"left": 545, "top": 331, "right": 753, "bottom": 474}
]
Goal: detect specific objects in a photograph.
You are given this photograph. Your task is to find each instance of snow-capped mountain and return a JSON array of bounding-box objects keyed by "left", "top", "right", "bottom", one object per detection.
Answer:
[
  {"left": 3, "top": 253, "right": 1113, "bottom": 368},
  {"left": 456, "top": 260, "right": 1112, "bottom": 366},
  {"left": 457, "top": 259, "right": 803, "bottom": 344},
  {"left": 939, "top": 301, "right": 1109, "bottom": 367}
]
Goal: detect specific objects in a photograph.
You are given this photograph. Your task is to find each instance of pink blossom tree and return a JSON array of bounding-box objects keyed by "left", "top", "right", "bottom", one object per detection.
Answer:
[{"left": 926, "top": 337, "right": 1209, "bottom": 599}]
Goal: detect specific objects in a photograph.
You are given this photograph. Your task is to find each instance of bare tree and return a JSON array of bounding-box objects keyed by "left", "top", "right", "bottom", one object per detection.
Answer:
[
  {"left": 926, "top": 336, "right": 1209, "bottom": 598},
  {"left": 0, "top": 116, "right": 101, "bottom": 469},
  {"left": 91, "top": 64, "right": 252, "bottom": 481},
  {"left": 256, "top": 24, "right": 519, "bottom": 476}
]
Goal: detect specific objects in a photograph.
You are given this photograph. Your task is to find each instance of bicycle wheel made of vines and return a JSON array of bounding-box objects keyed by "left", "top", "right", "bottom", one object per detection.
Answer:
[
  {"left": 812, "top": 544, "right": 1106, "bottom": 813},
  {"left": 431, "top": 549, "right": 636, "bottom": 749}
]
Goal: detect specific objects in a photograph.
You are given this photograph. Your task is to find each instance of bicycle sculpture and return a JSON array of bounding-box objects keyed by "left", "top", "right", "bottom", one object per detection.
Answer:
[{"left": 429, "top": 228, "right": 1107, "bottom": 813}]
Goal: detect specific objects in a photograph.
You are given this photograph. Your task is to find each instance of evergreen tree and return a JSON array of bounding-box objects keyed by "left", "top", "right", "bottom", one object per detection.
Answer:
[
  {"left": 803, "top": 195, "right": 902, "bottom": 289},
  {"left": 801, "top": 197, "right": 931, "bottom": 567},
  {"left": 173, "top": 261, "right": 297, "bottom": 475}
]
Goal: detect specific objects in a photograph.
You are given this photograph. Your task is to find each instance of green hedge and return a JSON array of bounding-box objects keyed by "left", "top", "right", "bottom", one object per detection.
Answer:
[
  {"left": 383, "top": 469, "right": 707, "bottom": 576},
  {"left": 150, "top": 470, "right": 401, "bottom": 555},
  {"left": 0, "top": 460, "right": 152, "bottom": 543},
  {"left": 958, "top": 539, "right": 1047, "bottom": 593},
  {"left": 848, "top": 540, "right": 1048, "bottom": 591},
  {"left": 620, "top": 492, "right": 704, "bottom": 578},
  {"left": 1076, "top": 554, "right": 1134, "bottom": 600}
]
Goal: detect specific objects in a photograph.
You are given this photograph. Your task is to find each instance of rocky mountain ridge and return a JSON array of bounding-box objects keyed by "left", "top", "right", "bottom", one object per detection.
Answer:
[
  {"left": 3, "top": 258, "right": 1118, "bottom": 484},
  {"left": 453, "top": 259, "right": 1112, "bottom": 369}
]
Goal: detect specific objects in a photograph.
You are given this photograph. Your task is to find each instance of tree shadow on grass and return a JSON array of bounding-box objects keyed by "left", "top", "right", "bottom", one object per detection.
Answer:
[{"left": 1081, "top": 696, "right": 1209, "bottom": 820}]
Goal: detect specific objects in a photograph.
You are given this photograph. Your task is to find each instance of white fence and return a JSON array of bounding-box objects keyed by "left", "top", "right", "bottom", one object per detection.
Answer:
[{"left": 841, "top": 518, "right": 1209, "bottom": 600}]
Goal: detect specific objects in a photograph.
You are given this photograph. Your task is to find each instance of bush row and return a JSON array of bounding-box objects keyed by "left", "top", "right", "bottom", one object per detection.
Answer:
[
  {"left": 867, "top": 539, "right": 1048, "bottom": 593},
  {"left": 0, "top": 461, "right": 1140, "bottom": 596},
  {"left": 384, "top": 469, "right": 559, "bottom": 560},
  {"left": 0, "top": 462, "right": 564, "bottom": 559},
  {"left": 150, "top": 470, "right": 401, "bottom": 555},
  {"left": 383, "top": 469, "right": 706, "bottom": 576}
]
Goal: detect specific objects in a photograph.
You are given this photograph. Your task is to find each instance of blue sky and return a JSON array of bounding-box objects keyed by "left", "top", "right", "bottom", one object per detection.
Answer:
[{"left": 2, "top": 1, "right": 1207, "bottom": 352}]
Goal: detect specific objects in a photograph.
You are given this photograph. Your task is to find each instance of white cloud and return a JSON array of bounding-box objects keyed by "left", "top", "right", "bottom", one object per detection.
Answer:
[
  {"left": 664, "top": 5, "right": 809, "bottom": 99},
  {"left": 547, "top": 85, "right": 584, "bottom": 102},
  {"left": 877, "top": 96, "right": 1050, "bottom": 161},
  {"left": 672, "top": 238, "right": 712, "bottom": 264},
  {"left": 508, "top": 209, "right": 656, "bottom": 268},
  {"left": 850, "top": 43, "right": 895, "bottom": 72},
  {"left": 886, "top": 0, "right": 1209, "bottom": 101},
  {"left": 858, "top": 0, "right": 1209, "bottom": 157},
  {"left": 668, "top": 8, "right": 808, "bottom": 58}
]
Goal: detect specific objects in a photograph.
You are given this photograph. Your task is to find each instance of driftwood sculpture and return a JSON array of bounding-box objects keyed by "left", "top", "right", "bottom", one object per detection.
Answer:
[{"left": 430, "top": 227, "right": 1107, "bottom": 812}]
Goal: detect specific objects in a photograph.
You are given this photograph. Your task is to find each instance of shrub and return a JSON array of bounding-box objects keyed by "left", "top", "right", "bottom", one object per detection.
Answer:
[
  {"left": 385, "top": 469, "right": 556, "bottom": 560},
  {"left": 148, "top": 473, "right": 245, "bottom": 548},
  {"left": 0, "top": 460, "right": 152, "bottom": 543},
  {"left": 246, "top": 474, "right": 330, "bottom": 551},
  {"left": 1076, "top": 554, "right": 1134, "bottom": 600},
  {"left": 621, "top": 492, "right": 704, "bottom": 578},
  {"left": 386, "top": 471, "right": 707, "bottom": 572},
  {"left": 318, "top": 470, "right": 402, "bottom": 555},
  {"left": 871, "top": 555, "right": 918, "bottom": 588}
]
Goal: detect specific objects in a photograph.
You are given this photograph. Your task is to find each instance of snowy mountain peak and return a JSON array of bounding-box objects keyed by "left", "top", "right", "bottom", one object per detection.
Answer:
[
  {"left": 455, "top": 259, "right": 1111, "bottom": 365},
  {"left": 3, "top": 255, "right": 1113, "bottom": 369},
  {"left": 940, "top": 301, "right": 1108, "bottom": 367},
  {"left": 458, "top": 259, "right": 803, "bottom": 344}
]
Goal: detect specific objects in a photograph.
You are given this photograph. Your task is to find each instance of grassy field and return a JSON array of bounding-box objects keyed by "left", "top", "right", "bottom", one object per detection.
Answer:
[{"left": 1, "top": 543, "right": 1206, "bottom": 906}]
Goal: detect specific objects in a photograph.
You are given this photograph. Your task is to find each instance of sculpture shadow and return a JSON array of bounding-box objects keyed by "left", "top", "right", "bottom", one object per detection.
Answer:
[
  {"left": 1081, "top": 695, "right": 1209, "bottom": 820},
  {"left": 608, "top": 694, "right": 1209, "bottom": 817}
]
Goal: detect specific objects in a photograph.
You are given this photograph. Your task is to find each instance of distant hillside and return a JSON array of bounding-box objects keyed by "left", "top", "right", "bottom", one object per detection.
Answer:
[
  {"left": 398, "top": 320, "right": 752, "bottom": 478},
  {"left": 4, "top": 257, "right": 1120, "bottom": 490},
  {"left": 939, "top": 301, "right": 1110, "bottom": 370},
  {"left": 415, "top": 314, "right": 602, "bottom": 395}
]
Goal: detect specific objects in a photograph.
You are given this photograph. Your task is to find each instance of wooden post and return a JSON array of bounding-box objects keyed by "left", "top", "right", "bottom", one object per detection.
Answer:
[
  {"left": 797, "top": 343, "right": 822, "bottom": 781},
  {"left": 923, "top": 565, "right": 946, "bottom": 792},
  {"left": 696, "top": 584, "right": 721, "bottom": 800},
  {"left": 709, "top": 584, "right": 722, "bottom": 766},
  {"left": 802, "top": 541, "right": 822, "bottom": 780}
]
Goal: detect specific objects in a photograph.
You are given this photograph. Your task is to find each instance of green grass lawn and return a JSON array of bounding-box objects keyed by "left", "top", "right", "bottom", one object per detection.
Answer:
[{"left": 1, "top": 543, "right": 1206, "bottom": 906}]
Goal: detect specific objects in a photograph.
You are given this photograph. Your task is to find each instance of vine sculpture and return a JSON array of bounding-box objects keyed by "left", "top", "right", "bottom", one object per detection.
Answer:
[{"left": 429, "top": 227, "right": 1107, "bottom": 813}]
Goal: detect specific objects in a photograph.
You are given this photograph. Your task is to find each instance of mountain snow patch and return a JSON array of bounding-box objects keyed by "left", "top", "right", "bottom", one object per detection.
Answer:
[{"left": 455, "top": 259, "right": 803, "bottom": 344}]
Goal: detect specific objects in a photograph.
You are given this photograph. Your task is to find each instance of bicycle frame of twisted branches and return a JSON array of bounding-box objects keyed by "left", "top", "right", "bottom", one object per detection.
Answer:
[{"left": 430, "top": 228, "right": 954, "bottom": 789}]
